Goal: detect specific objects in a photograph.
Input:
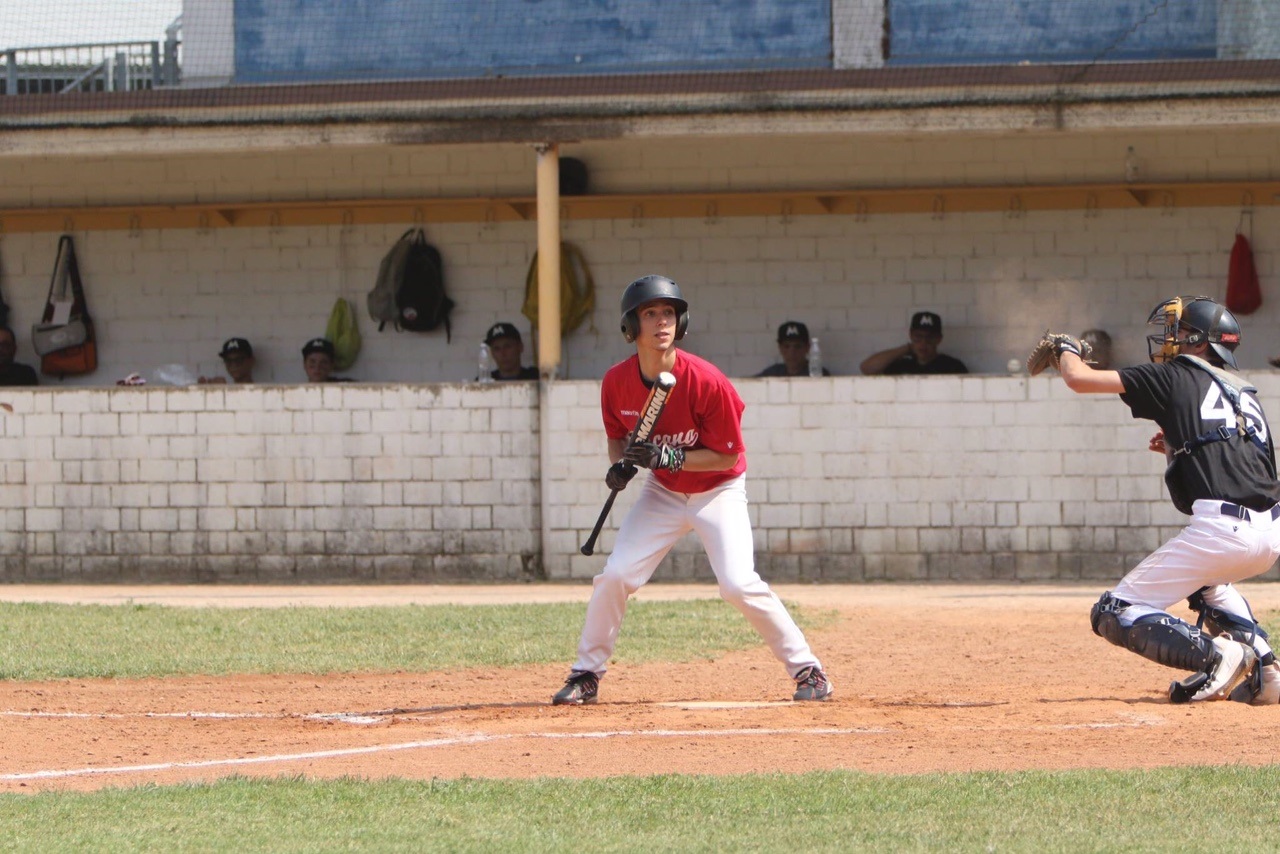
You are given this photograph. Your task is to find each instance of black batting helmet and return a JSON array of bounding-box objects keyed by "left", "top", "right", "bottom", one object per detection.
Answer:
[
  {"left": 1146, "top": 295, "right": 1241, "bottom": 368},
  {"left": 620, "top": 275, "right": 689, "bottom": 343}
]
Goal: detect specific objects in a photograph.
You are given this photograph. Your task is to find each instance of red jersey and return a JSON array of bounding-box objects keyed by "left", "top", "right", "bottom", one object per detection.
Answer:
[{"left": 601, "top": 350, "right": 747, "bottom": 493}]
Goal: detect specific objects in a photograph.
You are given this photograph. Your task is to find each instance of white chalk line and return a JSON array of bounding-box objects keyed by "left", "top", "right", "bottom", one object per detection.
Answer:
[
  {"left": 0, "top": 727, "right": 879, "bottom": 782},
  {"left": 0, "top": 709, "right": 386, "bottom": 725},
  {"left": 0, "top": 709, "right": 1171, "bottom": 783},
  {"left": 0, "top": 706, "right": 1171, "bottom": 731}
]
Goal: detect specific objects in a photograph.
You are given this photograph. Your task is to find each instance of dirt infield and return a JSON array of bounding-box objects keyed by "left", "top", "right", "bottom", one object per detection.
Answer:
[{"left": 3, "top": 582, "right": 1280, "bottom": 793}]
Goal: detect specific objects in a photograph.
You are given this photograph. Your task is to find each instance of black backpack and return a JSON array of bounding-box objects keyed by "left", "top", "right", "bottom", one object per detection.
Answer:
[{"left": 369, "top": 228, "right": 454, "bottom": 339}]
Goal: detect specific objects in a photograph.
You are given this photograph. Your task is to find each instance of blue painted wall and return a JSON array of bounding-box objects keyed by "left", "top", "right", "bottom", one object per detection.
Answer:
[
  {"left": 888, "top": 0, "right": 1216, "bottom": 65},
  {"left": 232, "top": 0, "right": 1223, "bottom": 84},
  {"left": 233, "top": 0, "right": 834, "bottom": 84}
]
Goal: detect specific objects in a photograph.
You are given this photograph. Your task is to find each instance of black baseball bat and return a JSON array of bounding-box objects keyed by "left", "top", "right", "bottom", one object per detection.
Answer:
[{"left": 580, "top": 371, "right": 677, "bottom": 556}]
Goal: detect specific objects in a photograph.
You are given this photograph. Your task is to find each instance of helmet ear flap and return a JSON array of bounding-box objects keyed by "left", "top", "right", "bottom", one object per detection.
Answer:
[{"left": 674, "top": 311, "right": 689, "bottom": 341}]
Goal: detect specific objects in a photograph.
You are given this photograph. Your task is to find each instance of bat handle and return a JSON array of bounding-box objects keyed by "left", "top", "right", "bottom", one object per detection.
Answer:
[{"left": 579, "top": 489, "right": 620, "bottom": 556}]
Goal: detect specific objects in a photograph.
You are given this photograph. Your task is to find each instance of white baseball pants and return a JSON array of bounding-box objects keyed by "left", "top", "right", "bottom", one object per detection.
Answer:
[
  {"left": 1113, "top": 499, "right": 1280, "bottom": 659},
  {"left": 572, "top": 473, "right": 822, "bottom": 679}
]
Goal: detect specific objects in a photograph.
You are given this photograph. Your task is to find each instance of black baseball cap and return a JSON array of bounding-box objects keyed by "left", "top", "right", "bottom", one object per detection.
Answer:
[
  {"left": 219, "top": 337, "right": 253, "bottom": 358},
  {"left": 910, "top": 311, "right": 943, "bottom": 334},
  {"left": 776, "top": 321, "right": 811, "bottom": 343},
  {"left": 302, "top": 337, "right": 335, "bottom": 358},
  {"left": 484, "top": 322, "right": 522, "bottom": 345}
]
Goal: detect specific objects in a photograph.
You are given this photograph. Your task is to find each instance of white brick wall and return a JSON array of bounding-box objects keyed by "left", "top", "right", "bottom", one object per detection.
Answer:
[
  {"left": 4, "top": 124, "right": 1280, "bottom": 387},
  {"left": 548, "top": 367, "right": 1261, "bottom": 584},
  {"left": 4, "top": 117, "right": 1280, "bottom": 581},
  {"left": 2, "top": 202, "right": 1277, "bottom": 387},
  {"left": 4, "top": 375, "right": 1277, "bottom": 583},
  {"left": 832, "top": 0, "right": 886, "bottom": 69},
  {"left": 0, "top": 382, "right": 541, "bottom": 582},
  {"left": 1220, "top": 0, "right": 1280, "bottom": 59}
]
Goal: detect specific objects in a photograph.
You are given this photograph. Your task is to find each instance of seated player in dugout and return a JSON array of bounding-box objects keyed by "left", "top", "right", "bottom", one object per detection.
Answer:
[
  {"left": 859, "top": 311, "right": 968, "bottom": 375},
  {"left": 755, "top": 320, "right": 830, "bottom": 377},
  {"left": 483, "top": 322, "right": 538, "bottom": 381},
  {"left": 301, "top": 337, "right": 353, "bottom": 383},
  {"left": 551, "top": 274, "right": 832, "bottom": 706},
  {"left": 199, "top": 337, "right": 256, "bottom": 384},
  {"left": 1039, "top": 296, "right": 1280, "bottom": 705}
]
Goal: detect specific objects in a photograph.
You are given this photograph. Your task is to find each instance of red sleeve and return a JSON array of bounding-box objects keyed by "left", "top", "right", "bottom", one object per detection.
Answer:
[
  {"left": 695, "top": 372, "right": 746, "bottom": 455},
  {"left": 600, "top": 364, "right": 631, "bottom": 440}
]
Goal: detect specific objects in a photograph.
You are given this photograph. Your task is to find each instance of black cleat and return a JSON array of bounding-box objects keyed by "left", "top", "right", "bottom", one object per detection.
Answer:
[{"left": 552, "top": 670, "right": 599, "bottom": 705}]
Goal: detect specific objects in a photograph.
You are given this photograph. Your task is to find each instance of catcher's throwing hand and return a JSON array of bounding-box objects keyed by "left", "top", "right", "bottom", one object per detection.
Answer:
[
  {"left": 623, "top": 442, "right": 686, "bottom": 473},
  {"left": 1149, "top": 431, "right": 1167, "bottom": 455},
  {"left": 605, "top": 461, "right": 638, "bottom": 491},
  {"left": 1026, "top": 331, "right": 1094, "bottom": 376}
]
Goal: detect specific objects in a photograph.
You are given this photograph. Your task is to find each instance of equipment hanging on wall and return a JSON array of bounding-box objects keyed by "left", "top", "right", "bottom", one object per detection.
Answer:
[{"left": 32, "top": 234, "right": 97, "bottom": 378}]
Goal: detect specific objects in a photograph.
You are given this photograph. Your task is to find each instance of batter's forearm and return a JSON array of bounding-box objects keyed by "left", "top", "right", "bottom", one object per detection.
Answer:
[
  {"left": 680, "top": 449, "right": 740, "bottom": 472},
  {"left": 608, "top": 438, "right": 627, "bottom": 464}
]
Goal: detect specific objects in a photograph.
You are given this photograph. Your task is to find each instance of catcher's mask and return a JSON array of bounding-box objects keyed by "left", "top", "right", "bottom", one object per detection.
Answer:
[{"left": 1145, "top": 295, "right": 1241, "bottom": 368}]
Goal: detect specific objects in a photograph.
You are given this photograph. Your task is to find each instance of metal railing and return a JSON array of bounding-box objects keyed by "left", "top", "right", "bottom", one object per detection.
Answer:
[{"left": 3, "top": 34, "right": 180, "bottom": 95}]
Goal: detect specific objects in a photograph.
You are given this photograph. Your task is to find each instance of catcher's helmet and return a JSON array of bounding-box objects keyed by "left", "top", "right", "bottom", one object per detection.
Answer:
[
  {"left": 620, "top": 275, "right": 689, "bottom": 343},
  {"left": 1146, "top": 295, "right": 1241, "bottom": 368}
]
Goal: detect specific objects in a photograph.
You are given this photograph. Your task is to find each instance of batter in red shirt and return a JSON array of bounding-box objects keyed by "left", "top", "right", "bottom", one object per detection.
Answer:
[{"left": 552, "top": 275, "right": 831, "bottom": 705}]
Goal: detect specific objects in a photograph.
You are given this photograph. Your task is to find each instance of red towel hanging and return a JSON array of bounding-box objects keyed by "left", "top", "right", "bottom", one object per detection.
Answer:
[{"left": 1226, "top": 232, "right": 1262, "bottom": 315}]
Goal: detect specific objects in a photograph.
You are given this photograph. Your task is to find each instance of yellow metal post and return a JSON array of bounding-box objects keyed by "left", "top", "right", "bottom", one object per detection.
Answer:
[
  {"left": 534, "top": 143, "right": 563, "bottom": 578},
  {"left": 534, "top": 144, "right": 561, "bottom": 376}
]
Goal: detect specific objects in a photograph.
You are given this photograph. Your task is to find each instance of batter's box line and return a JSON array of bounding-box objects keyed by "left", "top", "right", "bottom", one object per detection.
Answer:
[
  {"left": 1, "top": 707, "right": 564, "bottom": 726},
  {"left": 0, "top": 698, "right": 822, "bottom": 726},
  {"left": 924, "top": 719, "right": 1167, "bottom": 732},
  {"left": 0, "top": 726, "right": 886, "bottom": 783}
]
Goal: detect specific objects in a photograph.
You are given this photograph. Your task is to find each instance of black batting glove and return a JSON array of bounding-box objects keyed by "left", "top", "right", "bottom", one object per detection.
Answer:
[
  {"left": 623, "top": 442, "right": 686, "bottom": 473},
  {"left": 605, "top": 461, "right": 638, "bottom": 491}
]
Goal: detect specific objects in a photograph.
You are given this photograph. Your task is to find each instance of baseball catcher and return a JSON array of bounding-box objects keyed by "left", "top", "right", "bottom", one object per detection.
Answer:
[{"left": 1033, "top": 296, "right": 1280, "bottom": 704}]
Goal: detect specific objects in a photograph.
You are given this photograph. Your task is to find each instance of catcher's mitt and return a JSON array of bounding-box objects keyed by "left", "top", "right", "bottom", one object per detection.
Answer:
[{"left": 1026, "top": 331, "right": 1093, "bottom": 376}]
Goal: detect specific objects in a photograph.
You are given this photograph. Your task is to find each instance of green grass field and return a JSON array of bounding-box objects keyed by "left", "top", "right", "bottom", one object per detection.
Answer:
[
  {"left": 0, "top": 601, "right": 1276, "bottom": 852},
  {"left": 0, "top": 599, "right": 816, "bottom": 679},
  {"left": 6, "top": 768, "right": 1280, "bottom": 853}
]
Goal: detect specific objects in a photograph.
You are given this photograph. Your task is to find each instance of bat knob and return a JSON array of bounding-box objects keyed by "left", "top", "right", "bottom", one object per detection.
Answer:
[{"left": 579, "top": 545, "right": 594, "bottom": 556}]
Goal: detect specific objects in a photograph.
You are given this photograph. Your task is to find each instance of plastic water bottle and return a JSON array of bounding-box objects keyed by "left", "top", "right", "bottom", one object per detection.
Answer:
[
  {"left": 808, "top": 336, "right": 823, "bottom": 378},
  {"left": 478, "top": 342, "right": 494, "bottom": 383}
]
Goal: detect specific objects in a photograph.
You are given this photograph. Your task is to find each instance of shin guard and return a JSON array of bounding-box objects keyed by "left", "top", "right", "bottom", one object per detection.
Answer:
[{"left": 1091, "top": 592, "right": 1215, "bottom": 672}]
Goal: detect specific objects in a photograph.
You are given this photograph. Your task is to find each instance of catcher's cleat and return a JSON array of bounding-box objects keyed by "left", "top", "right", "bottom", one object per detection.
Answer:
[
  {"left": 792, "top": 666, "right": 833, "bottom": 702},
  {"left": 1169, "top": 637, "right": 1256, "bottom": 703},
  {"left": 1229, "top": 661, "right": 1280, "bottom": 706},
  {"left": 552, "top": 670, "right": 599, "bottom": 706}
]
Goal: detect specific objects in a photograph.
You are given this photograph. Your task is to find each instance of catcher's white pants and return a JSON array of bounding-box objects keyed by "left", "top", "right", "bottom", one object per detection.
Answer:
[
  {"left": 1113, "top": 499, "right": 1280, "bottom": 660},
  {"left": 572, "top": 473, "right": 822, "bottom": 679}
]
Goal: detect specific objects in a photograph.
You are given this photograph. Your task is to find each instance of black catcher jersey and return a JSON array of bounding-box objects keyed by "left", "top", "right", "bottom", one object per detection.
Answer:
[{"left": 1120, "top": 359, "right": 1280, "bottom": 514}]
